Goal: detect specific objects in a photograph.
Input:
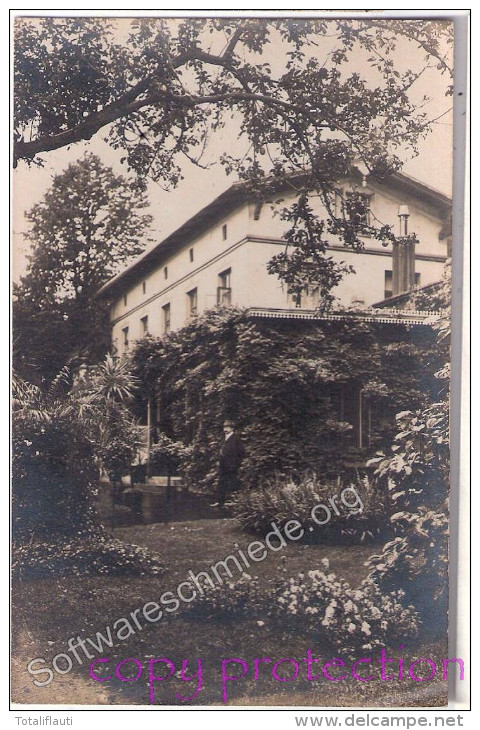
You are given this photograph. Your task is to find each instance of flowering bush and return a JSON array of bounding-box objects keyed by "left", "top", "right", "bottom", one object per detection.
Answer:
[
  {"left": 186, "top": 573, "right": 264, "bottom": 620},
  {"left": 183, "top": 558, "right": 419, "bottom": 655},
  {"left": 229, "top": 474, "right": 390, "bottom": 543},
  {"left": 12, "top": 535, "right": 166, "bottom": 579},
  {"left": 269, "top": 560, "right": 420, "bottom": 655}
]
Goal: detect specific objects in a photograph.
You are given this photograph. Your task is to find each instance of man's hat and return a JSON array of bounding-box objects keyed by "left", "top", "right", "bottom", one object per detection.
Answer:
[{"left": 223, "top": 419, "right": 235, "bottom": 427}]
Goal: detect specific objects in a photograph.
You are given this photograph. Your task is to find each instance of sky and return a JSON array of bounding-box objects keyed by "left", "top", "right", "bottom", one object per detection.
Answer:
[{"left": 12, "top": 15, "right": 454, "bottom": 282}]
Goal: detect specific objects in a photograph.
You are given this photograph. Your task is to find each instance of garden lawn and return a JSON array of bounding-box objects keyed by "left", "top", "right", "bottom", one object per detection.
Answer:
[{"left": 12, "top": 519, "right": 447, "bottom": 707}]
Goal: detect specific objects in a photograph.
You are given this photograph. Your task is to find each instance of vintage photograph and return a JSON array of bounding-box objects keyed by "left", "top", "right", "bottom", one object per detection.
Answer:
[{"left": 12, "top": 12, "right": 459, "bottom": 709}]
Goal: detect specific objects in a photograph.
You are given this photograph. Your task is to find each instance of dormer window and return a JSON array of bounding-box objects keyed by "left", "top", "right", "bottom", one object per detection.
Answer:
[
  {"left": 163, "top": 266, "right": 168, "bottom": 280},
  {"left": 189, "top": 248, "right": 194, "bottom": 262},
  {"left": 222, "top": 224, "right": 227, "bottom": 241},
  {"left": 142, "top": 281, "right": 146, "bottom": 295}
]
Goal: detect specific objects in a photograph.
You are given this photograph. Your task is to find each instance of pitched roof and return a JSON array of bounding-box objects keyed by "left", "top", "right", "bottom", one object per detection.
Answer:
[{"left": 97, "top": 170, "right": 451, "bottom": 300}]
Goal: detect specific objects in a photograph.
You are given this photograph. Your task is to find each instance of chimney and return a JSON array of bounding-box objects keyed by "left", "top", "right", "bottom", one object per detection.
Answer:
[{"left": 392, "top": 205, "right": 417, "bottom": 296}]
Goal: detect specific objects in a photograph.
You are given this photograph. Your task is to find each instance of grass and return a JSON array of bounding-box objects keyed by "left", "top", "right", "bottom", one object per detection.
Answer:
[{"left": 11, "top": 518, "right": 448, "bottom": 707}]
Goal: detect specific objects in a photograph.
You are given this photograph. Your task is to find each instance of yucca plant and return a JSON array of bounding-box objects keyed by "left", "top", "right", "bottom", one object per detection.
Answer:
[{"left": 12, "top": 355, "right": 143, "bottom": 541}]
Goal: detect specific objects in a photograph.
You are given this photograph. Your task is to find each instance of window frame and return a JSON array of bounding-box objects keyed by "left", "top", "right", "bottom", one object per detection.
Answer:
[
  {"left": 217, "top": 268, "right": 232, "bottom": 306},
  {"left": 343, "top": 190, "right": 372, "bottom": 228},
  {"left": 162, "top": 303, "right": 171, "bottom": 334},
  {"left": 122, "top": 325, "right": 129, "bottom": 352},
  {"left": 140, "top": 315, "right": 149, "bottom": 335},
  {"left": 187, "top": 287, "right": 198, "bottom": 319}
]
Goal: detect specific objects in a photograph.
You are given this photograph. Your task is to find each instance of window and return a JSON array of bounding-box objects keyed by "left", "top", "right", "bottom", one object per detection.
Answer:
[
  {"left": 163, "top": 266, "right": 168, "bottom": 280},
  {"left": 222, "top": 224, "right": 227, "bottom": 240},
  {"left": 344, "top": 192, "right": 371, "bottom": 228},
  {"left": 123, "top": 294, "right": 128, "bottom": 306},
  {"left": 142, "top": 281, "right": 146, "bottom": 295},
  {"left": 189, "top": 248, "right": 194, "bottom": 262},
  {"left": 187, "top": 288, "right": 198, "bottom": 319},
  {"left": 414, "top": 272, "right": 421, "bottom": 287},
  {"left": 253, "top": 202, "right": 263, "bottom": 221},
  {"left": 122, "top": 326, "right": 129, "bottom": 352},
  {"left": 162, "top": 303, "right": 171, "bottom": 334},
  {"left": 332, "top": 383, "right": 365, "bottom": 449},
  {"left": 384, "top": 270, "right": 393, "bottom": 299},
  {"left": 217, "top": 268, "right": 232, "bottom": 306},
  {"left": 140, "top": 315, "right": 148, "bottom": 335}
]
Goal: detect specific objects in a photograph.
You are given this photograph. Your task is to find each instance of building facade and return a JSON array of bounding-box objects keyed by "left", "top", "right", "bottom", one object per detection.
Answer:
[{"left": 98, "top": 171, "right": 451, "bottom": 357}]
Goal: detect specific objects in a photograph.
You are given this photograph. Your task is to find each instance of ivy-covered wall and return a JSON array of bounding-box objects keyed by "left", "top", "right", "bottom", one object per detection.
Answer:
[{"left": 131, "top": 308, "right": 440, "bottom": 491}]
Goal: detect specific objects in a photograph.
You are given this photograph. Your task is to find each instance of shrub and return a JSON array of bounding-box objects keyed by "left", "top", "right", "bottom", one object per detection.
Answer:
[
  {"left": 185, "top": 559, "right": 420, "bottom": 655},
  {"left": 229, "top": 473, "right": 391, "bottom": 543},
  {"left": 365, "top": 303, "right": 450, "bottom": 626},
  {"left": 12, "top": 535, "right": 166, "bottom": 579},
  {"left": 12, "top": 412, "right": 99, "bottom": 543},
  {"left": 185, "top": 573, "right": 264, "bottom": 620},
  {"left": 365, "top": 401, "right": 449, "bottom": 625},
  {"left": 269, "top": 562, "right": 420, "bottom": 656},
  {"left": 12, "top": 358, "right": 144, "bottom": 543},
  {"left": 149, "top": 434, "right": 191, "bottom": 476}
]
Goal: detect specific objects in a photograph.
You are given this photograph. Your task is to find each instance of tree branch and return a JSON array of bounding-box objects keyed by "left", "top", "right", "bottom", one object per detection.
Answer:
[{"left": 14, "top": 84, "right": 333, "bottom": 165}]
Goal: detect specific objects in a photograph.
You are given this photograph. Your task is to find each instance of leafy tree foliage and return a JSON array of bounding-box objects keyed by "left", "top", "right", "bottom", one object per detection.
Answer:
[
  {"left": 12, "top": 354, "right": 143, "bottom": 543},
  {"left": 14, "top": 17, "right": 453, "bottom": 304},
  {"left": 130, "top": 307, "right": 438, "bottom": 491},
  {"left": 366, "top": 274, "right": 451, "bottom": 626},
  {"left": 13, "top": 153, "right": 152, "bottom": 382}
]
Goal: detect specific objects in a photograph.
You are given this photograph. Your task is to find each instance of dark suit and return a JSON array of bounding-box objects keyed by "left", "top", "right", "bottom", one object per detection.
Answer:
[{"left": 218, "top": 432, "right": 245, "bottom": 505}]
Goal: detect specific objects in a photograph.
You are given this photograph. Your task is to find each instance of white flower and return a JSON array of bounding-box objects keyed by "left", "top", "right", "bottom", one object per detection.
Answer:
[
  {"left": 361, "top": 621, "right": 371, "bottom": 635},
  {"left": 321, "top": 558, "right": 330, "bottom": 570},
  {"left": 348, "top": 622, "right": 356, "bottom": 633},
  {"left": 324, "top": 605, "right": 335, "bottom": 620}
]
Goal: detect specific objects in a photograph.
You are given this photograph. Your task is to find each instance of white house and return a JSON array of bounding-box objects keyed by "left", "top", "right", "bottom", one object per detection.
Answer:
[{"left": 97, "top": 170, "right": 451, "bottom": 356}]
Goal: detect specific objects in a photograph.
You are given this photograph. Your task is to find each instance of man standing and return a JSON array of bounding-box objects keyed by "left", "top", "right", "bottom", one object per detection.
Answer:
[{"left": 215, "top": 420, "right": 246, "bottom": 508}]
